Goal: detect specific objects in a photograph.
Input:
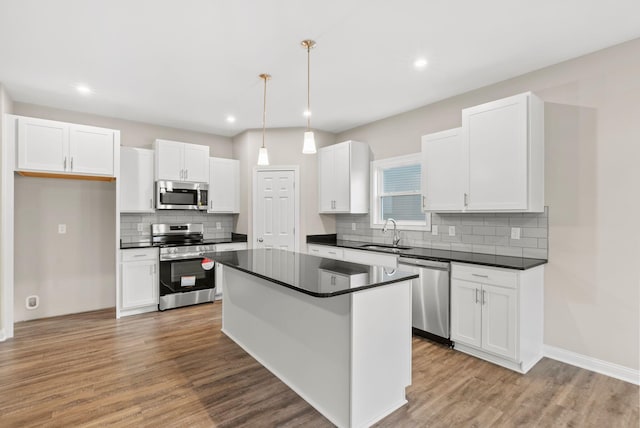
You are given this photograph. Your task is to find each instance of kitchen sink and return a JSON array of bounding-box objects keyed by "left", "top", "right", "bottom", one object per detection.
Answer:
[{"left": 359, "top": 244, "right": 412, "bottom": 252}]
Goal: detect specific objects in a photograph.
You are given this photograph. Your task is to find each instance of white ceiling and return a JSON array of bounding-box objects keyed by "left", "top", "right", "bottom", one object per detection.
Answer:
[{"left": 1, "top": 0, "right": 639, "bottom": 137}]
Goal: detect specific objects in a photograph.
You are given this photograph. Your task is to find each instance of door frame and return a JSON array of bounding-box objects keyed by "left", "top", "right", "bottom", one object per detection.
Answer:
[{"left": 252, "top": 165, "right": 300, "bottom": 253}]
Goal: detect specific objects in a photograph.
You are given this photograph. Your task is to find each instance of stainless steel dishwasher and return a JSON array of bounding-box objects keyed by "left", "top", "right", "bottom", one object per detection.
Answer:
[{"left": 398, "top": 257, "right": 452, "bottom": 346}]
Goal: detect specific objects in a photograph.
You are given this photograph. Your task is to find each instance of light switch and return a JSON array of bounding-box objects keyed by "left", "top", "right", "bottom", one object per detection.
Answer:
[
  {"left": 58, "top": 224, "right": 67, "bottom": 234},
  {"left": 352, "top": 223, "right": 357, "bottom": 231},
  {"left": 216, "top": 222, "right": 222, "bottom": 230},
  {"left": 448, "top": 226, "right": 455, "bottom": 236},
  {"left": 137, "top": 223, "right": 144, "bottom": 232},
  {"left": 431, "top": 225, "right": 438, "bottom": 236},
  {"left": 511, "top": 227, "right": 521, "bottom": 240}
]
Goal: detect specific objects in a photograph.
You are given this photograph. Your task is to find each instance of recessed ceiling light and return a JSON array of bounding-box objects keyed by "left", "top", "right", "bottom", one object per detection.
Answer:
[
  {"left": 226, "top": 115, "right": 236, "bottom": 123},
  {"left": 303, "top": 110, "right": 311, "bottom": 117},
  {"left": 75, "top": 84, "right": 93, "bottom": 95},
  {"left": 413, "top": 58, "right": 428, "bottom": 70}
]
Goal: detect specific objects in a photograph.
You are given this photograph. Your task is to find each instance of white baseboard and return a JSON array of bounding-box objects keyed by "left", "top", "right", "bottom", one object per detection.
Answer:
[{"left": 544, "top": 344, "right": 639, "bottom": 385}]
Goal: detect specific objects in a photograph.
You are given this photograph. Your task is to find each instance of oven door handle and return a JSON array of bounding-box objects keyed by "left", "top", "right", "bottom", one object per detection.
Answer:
[{"left": 160, "top": 252, "right": 206, "bottom": 261}]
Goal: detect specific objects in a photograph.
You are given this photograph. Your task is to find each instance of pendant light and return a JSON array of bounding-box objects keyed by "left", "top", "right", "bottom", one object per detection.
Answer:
[
  {"left": 257, "top": 73, "right": 271, "bottom": 166},
  {"left": 301, "top": 39, "right": 317, "bottom": 154}
]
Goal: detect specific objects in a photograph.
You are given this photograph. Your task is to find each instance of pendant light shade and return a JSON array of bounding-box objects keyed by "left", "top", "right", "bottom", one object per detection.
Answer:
[
  {"left": 257, "top": 147, "right": 269, "bottom": 165},
  {"left": 257, "top": 73, "right": 271, "bottom": 166},
  {"left": 302, "top": 131, "right": 316, "bottom": 154},
  {"left": 301, "top": 39, "right": 317, "bottom": 154}
]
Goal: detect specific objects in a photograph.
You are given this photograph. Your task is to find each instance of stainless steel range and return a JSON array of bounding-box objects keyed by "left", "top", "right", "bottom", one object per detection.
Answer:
[{"left": 152, "top": 223, "right": 216, "bottom": 311}]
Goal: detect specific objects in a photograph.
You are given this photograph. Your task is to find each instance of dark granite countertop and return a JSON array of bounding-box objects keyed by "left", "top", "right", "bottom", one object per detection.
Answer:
[
  {"left": 208, "top": 248, "right": 418, "bottom": 298},
  {"left": 120, "top": 233, "right": 248, "bottom": 250},
  {"left": 307, "top": 234, "right": 547, "bottom": 270}
]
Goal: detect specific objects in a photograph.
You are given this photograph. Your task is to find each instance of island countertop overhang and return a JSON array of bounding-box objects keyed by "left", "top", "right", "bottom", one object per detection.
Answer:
[{"left": 207, "top": 248, "right": 418, "bottom": 298}]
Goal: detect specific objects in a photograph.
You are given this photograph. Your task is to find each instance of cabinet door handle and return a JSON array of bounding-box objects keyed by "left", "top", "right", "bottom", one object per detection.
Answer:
[
  {"left": 472, "top": 273, "right": 489, "bottom": 278},
  {"left": 464, "top": 193, "right": 468, "bottom": 207},
  {"left": 150, "top": 198, "right": 153, "bottom": 209},
  {"left": 210, "top": 200, "right": 213, "bottom": 210},
  {"left": 71, "top": 157, "right": 74, "bottom": 171},
  {"left": 185, "top": 169, "right": 188, "bottom": 180},
  {"left": 482, "top": 290, "right": 486, "bottom": 305},
  {"left": 475, "top": 288, "right": 479, "bottom": 304},
  {"left": 153, "top": 264, "right": 156, "bottom": 274},
  {"left": 63, "top": 157, "right": 67, "bottom": 171},
  {"left": 422, "top": 195, "right": 427, "bottom": 210}
]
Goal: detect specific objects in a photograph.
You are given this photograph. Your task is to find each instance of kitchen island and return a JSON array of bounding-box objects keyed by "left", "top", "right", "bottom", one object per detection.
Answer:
[{"left": 211, "top": 249, "right": 417, "bottom": 428}]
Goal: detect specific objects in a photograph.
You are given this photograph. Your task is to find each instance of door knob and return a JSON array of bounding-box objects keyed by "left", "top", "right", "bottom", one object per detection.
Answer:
[{"left": 257, "top": 238, "right": 264, "bottom": 242}]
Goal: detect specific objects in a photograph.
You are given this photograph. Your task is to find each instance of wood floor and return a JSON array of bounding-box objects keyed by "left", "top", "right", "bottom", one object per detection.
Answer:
[{"left": 0, "top": 303, "right": 637, "bottom": 428}]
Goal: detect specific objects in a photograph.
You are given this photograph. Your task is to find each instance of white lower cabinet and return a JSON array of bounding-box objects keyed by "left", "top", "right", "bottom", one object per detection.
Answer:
[
  {"left": 119, "top": 248, "right": 158, "bottom": 317},
  {"left": 451, "top": 262, "right": 544, "bottom": 373},
  {"left": 307, "top": 244, "right": 344, "bottom": 260}
]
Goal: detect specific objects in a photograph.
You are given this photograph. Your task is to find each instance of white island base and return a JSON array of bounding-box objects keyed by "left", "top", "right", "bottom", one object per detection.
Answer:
[{"left": 221, "top": 267, "right": 412, "bottom": 428}]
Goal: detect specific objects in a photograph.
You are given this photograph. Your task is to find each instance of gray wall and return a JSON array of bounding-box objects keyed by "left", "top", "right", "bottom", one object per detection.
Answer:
[
  {"left": 336, "top": 39, "right": 640, "bottom": 370},
  {"left": 11, "top": 103, "right": 234, "bottom": 322}
]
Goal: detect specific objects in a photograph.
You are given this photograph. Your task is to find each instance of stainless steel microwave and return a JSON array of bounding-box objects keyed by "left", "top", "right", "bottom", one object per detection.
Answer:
[{"left": 156, "top": 180, "right": 208, "bottom": 210}]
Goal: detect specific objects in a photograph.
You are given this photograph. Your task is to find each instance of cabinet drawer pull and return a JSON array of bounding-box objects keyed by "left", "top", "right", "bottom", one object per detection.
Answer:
[
  {"left": 464, "top": 193, "right": 468, "bottom": 207},
  {"left": 472, "top": 273, "right": 489, "bottom": 278},
  {"left": 482, "top": 290, "right": 486, "bottom": 305},
  {"left": 328, "top": 251, "right": 336, "bottom": 255},
  {"left": 63, "top": 157, "right": 67, "bottom": 171},
  {"left": 71, "top": 157, "right": 74, "bottom": 171},
  {"left": 133, "top": 254, "right": 146, "bottom": 258},
  {"left": 475, "top": 288, "right": 479, "bottom": 303}
]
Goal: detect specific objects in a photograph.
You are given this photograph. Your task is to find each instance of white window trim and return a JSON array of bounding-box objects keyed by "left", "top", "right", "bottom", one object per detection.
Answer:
[{"left": 370, "top": 153, "right": 431, "bottom": 231}]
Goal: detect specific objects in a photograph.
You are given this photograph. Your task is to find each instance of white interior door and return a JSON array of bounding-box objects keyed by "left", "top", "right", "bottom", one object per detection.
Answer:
[{"left": 255, "top": 169, "right": 296, "bottom": 251}]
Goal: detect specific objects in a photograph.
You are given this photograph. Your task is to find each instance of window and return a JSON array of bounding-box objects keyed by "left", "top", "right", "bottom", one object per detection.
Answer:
[{"left": 371, "top": 153, "right": 431, "bottom": 230}]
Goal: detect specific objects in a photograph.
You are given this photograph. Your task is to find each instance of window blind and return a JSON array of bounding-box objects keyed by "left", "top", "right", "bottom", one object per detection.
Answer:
[{"left": 380, "top": 164, "right": 423, "bottom": 221}]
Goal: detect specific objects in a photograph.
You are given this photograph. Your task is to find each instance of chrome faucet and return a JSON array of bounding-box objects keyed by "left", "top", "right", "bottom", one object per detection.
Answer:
[{"left": 382, "top": 218, "right": 401, "bottom": 247}]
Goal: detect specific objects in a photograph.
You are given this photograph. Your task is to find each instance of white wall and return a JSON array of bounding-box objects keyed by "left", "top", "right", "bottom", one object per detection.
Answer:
[
  {"left": 0, "top": 84, "right": 14, "bottom": 336},
  {"left": 10, "top": 103, "right": 233, "bottom": 321},
  {"left": 337, "top": 39, "right": 640, "bottom": 371},
  {"left": 232, "top": 128, "right": 336, "bottom": 250}
]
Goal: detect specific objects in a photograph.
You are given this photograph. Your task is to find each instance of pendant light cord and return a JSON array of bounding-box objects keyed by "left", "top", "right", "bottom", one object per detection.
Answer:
[
  {"left": 306, "top": 44, "right": 311, "bottom": 131},
  {"left": 261, "top": 74, "right": 268, "bottom": 148}
]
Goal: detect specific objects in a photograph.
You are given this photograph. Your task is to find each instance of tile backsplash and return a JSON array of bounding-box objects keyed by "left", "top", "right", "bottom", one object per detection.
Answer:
[
  {"left": 336, "top": 207, "right": 548, "bottom": 259},
  {"left": 120, "top": 211, "right": 236, "bottom": 243}
]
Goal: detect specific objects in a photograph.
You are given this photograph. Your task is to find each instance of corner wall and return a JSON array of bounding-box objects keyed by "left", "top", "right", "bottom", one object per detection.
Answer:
[
  {"left": 0, "top": 84, "right": 15, "bottom": 338},
  {"left": 336, "top": 38, "right": 640, "bottom": 371}
]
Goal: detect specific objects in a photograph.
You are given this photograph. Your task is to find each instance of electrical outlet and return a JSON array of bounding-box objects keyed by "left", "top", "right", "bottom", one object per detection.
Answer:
[
  {"left": 448, "top": 226, "right": 455, "bottom": 236},
  {"left": 511, "top": 227, "right": 521, "bottom": 240},
  {"left": 431, "top": 225, "right": 438, "bottom": 236},
  {"left": 216, "top": 222, "right": 222, "bottom": 230},
  {"left": 352, "top": 223, "right": 357, "bottom": 231},
  {"left": 58, "top": 224, "right": 66, "bottom": 234},
  {"left": 137, "top": 223, "right": 144, "bottom": 232}
]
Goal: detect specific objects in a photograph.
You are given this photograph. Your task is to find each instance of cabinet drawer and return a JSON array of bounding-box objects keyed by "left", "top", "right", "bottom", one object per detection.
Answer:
[
  {"left": 308, "top": 245, "right": 344, "bottom": 260},
  {"left": 451, "top": 263, "right": 517, "bottom": 288},
  {"left": 121, "top": 248, "right": 158, "bottom": 262}
]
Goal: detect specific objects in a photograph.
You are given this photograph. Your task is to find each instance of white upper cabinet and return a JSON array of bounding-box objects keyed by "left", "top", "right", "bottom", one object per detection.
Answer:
[
  {"left": 208, "top": 157, "right": 240, "bottom": 213},
  {"left": 462, "top": 92, "right": 544, "bottom": 212},
  {"left": 421, "top": 128, "right": 465, "bottom": 211},
  {"left": 17, "top": 116, "right": 116, "bottom": 177},
  {"left": 318, "top": 140, "right": 370, "bottom": 214},
  {"left": 154, "top": 139, "right": 209, "bottom": 183},
  {"left": 120, "top": 147, "right": 155, "bottom": 213},
  {"left": 421, "top": 92, "right": 544, "bottom": 213}
]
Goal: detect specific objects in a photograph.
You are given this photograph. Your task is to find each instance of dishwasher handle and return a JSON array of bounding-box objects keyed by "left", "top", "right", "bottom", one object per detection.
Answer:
[{"left": 398, "top": 257, "right": 450, "bottom": 271}]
